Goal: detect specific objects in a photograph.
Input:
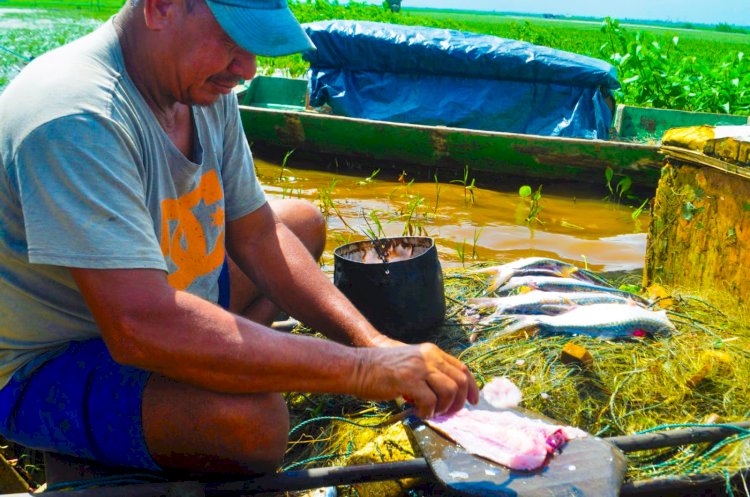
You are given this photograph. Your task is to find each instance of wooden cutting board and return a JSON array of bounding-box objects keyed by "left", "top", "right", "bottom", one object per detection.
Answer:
[{"left": 405, "top": 400, "right": 627, "bottom": 497}]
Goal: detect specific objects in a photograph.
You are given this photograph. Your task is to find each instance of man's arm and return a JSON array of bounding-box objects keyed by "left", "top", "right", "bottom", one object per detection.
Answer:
[
  {"left": 225, "top": 202, "right": 395, "bottom": 347},
  {"left": 71, "top": 266, "right": 478, "bottom": 418}
]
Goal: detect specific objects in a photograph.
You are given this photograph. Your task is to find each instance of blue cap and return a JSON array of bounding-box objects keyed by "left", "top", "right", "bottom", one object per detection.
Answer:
[{"left": 204, "top": 0, "right": 315, "bottom": 57}]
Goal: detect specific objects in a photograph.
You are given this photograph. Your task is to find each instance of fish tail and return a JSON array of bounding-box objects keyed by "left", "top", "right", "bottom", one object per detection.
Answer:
[
  {"left": 576, "top": 268, "right": 613, "bottom": 287},
  {"left": 486, "top": 269, "right": 514, "bottom": 293},
  {"left": 496, "top": 317, "right": 540, "bottom": 339},
  {"left": 559, "top": 267, "right": 577, "bottom": 279}
]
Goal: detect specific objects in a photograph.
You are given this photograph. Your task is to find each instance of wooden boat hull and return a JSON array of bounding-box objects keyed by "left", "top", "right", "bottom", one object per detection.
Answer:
[{"left": 237, "top": 77, "right": 749, "bottom": 189}]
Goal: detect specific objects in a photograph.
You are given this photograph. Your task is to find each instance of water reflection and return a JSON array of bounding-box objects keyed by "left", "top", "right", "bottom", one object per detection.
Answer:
[{"left": 255, "top": 157, "right": 650, "bottom": 272}]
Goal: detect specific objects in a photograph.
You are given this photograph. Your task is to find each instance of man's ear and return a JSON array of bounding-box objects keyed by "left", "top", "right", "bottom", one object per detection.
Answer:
[{"left": 143, "top": 0, "right": 175, "bottom": 30}]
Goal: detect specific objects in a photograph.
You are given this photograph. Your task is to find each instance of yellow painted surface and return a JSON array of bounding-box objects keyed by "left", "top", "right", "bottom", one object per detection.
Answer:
[
  {"left": 662, "top": 126, "right": 716, "bottom": 152},
  {"left": 645, "top": 159, "right": 750, "bottom": 310}
]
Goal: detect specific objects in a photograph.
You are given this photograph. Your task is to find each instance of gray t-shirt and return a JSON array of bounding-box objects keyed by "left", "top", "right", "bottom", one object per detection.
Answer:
[{"left": 0, "top": 20, "right": 267, "bottom": 388}]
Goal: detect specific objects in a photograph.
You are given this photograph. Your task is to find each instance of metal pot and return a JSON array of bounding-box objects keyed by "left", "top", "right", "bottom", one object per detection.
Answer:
[{"left": 333, "top": 236, "right": 445, "bottom": 343}]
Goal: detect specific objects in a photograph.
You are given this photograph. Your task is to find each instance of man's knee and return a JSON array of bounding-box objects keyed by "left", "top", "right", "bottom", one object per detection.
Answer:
[
  {"left": 270, "top": 199, "right": 326, "bottom": 260},
  {"left": 144, "top": 375, "right": 290, "bottom": 474},
  {"left": 228, "top": 393, "right": 290, "bottom": 471}
]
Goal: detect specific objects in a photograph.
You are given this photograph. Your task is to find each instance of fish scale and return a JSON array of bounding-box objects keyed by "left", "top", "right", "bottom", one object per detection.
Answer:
[
  {"left": 499, "top": 303, "right": 676, "bottom": 340},
  {"left": 495, "top": 275, "right": 650, "bottom": 305},
  {"left": 474, "top": 257, "right": 613, "bottom": 291},
  {"left": 469, "top": 290, "right": 640, "bottom": 317}
]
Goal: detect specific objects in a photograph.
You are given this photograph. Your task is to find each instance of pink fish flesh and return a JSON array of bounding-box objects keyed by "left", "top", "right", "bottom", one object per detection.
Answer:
[
  {"left": 426, "top": 409, "right": 586, "bottom": 471},
  {"left": 482, "top": 377, "right": 522, "bottom": 409}
]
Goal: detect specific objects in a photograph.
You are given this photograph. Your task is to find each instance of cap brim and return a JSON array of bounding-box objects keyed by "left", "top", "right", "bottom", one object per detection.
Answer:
[{"left": 205, "top": 2, "right": 315, "bottom": 57}]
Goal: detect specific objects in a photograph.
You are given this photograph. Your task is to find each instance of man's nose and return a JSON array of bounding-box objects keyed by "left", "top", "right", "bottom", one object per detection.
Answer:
[{"left": 229, "top": 51, "right": 257, "bottom": 81}]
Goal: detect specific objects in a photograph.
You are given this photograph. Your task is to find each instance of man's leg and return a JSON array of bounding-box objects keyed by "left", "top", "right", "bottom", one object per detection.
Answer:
[
  {"left": 142, "top": 375, "right": 289, "bottom": 474},
  {"left": 228, "top": 198, "right": 326, "bottom": 324},
  {"left": 142, "top": 199, "right": 325, "bottom": 474}
]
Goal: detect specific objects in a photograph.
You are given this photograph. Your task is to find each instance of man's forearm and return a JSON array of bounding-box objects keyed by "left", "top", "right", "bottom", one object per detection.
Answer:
[
  {"left": 227, "top": 216, "right": 389, "bottom": 347},
  {"left": 85, "top": 275, "right": 366, "bottom": 394}
]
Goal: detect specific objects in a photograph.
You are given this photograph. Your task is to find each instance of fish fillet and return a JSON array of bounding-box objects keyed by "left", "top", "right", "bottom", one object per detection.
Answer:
[
  {"left": 482, "top": 377, "right": 522, "bottom": 409},
  {"left": 426, "top": 409, "right": 586, "bottom": 471}
]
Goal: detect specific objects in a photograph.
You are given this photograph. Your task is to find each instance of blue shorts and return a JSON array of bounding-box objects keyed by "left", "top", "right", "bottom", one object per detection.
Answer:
[{"left": 0, "top": 260, "right": 232, "bottom": 471}]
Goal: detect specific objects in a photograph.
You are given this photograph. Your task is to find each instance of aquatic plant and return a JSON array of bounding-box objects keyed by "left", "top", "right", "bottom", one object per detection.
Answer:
[
  {"left": 278, "top": 149, "right": 295, "bottom": 182},
  {"left": 362, "top": 209, "right": 386, "bottom": 241},
  {"left": 450, "top": 165, "right": 477, "bottom": 206},
  {"left": 599, "top": 18, "right": 750, "bottom": 115},
  {"left": 400, "top": 193, "right": 428, "bottom": 237},
  {"left": 356, "top": 168, "right": 380, "bottom": 186},
  {"left": 519, "top": 184, "right": 544, "bottom": 225},
  {"left": 433, "top": 173, "right": 441, "bottom": 215},
  {"left": 471, "top": 227, "right": 483, "bottom": 260},
  {"left": 455, "top": 240, "right": 466, "bottom": 267}
]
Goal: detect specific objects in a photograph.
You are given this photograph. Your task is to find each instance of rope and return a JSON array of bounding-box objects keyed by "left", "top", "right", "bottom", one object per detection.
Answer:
[
  {"left": 634, "top": 422, "right": 750, "bottom": 436},
  {"left": 281, "top": 441, "right": 355, "bottom": 472},
  {"left": 630, "top": 424, "right": 750, "bottom": 482},
  {"left": 288, "top": 415, "right": 397, "bottom": 436},
  {"left": 0, "top": 44, "right": 33, "bottom": 63}
]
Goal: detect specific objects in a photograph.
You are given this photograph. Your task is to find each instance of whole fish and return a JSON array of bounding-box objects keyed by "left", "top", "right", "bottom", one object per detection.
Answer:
[
  {"left": 498, "top": 303, "right": 675, "bottom": 340},
  {"left": 468, "top": 290, "right": 640, "bottom": 318},
  {"left": 472, "top": 257, "right": 612, "bottom": 292},
  {"left": 494, "top": 276, "right": 650, "bottom": 306}
]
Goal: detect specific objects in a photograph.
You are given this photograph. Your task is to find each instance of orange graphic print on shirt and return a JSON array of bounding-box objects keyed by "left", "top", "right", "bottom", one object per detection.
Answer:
[{"left": 159, "top": 170, "right": 225, "bottom": 290}]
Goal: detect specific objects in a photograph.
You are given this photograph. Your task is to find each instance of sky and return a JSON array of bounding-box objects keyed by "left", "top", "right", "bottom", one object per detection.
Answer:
[{"left": 381, "top": 0, "right": 750, "bottom": 27}]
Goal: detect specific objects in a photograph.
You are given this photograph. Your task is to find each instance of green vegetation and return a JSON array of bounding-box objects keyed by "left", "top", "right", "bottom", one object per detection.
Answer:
[
  {"left": 449, "top": 165, "right": 477, "bottom": 206},
  {"left": 282, "top": 270, "right": 750, "bottom": 492},
  {"left": 519, "top": 184, "right": 544, "bottom": 226},
  {"left": 1, "top": 0, "right": 748, "bottom": 113},
  {"left": 600, "top": 18, "right": 749, "bottom": 114}
]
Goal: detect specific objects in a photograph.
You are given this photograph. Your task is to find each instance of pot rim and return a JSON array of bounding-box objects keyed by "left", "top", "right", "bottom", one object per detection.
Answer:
[{"left": 333, "top": 236, "right": 436, "bottom": 265}]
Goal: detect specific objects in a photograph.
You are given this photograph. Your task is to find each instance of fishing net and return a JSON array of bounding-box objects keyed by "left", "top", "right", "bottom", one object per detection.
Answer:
[{"left": 284, "top": 265, "right": 750, "bottom": 496}]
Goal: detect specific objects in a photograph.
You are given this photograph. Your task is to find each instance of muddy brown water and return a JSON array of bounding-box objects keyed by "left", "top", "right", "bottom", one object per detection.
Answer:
[{"left": 254, "top": 158, "right": 650, "bottom": 273}]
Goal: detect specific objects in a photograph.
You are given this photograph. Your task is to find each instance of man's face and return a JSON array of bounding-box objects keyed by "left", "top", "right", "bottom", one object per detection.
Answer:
[{"left": 170, "top": 0, "right": 257, "bottom": 106}]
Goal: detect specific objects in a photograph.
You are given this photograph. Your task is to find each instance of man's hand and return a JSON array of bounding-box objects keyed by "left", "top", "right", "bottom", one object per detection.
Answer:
[
  {"left": 354, "top": 343, "right": 480, "bottom": 419},
  {"left": 366, "top": 335, "right": 406, "bottom": 348}
]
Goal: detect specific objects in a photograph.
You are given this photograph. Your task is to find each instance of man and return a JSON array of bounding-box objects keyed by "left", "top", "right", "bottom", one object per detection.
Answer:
[{"left": 0, "top": 0, "right": 478, "bottom": 474}]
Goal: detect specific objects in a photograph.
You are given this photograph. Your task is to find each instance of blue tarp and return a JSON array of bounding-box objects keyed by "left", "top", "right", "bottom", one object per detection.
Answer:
[{"left": 302, "top": 21, "right": 620, "bottom": 139}]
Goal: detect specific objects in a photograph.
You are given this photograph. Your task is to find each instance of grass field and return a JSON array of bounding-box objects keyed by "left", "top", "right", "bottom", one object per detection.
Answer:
[
  {"left": 407, "top": 8, "right": 749, "bottom": 66},
  {"left": 1, "top": 0, "right": 748, "bottom": 114}
]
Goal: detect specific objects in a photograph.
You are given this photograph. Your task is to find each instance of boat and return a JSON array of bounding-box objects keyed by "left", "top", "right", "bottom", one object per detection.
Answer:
[{"left": 237, "top": 75, "right": 749, "bottom": 190}]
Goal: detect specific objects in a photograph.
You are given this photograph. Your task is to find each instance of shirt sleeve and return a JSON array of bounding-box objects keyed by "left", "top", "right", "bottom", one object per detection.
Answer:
[
  {"left": 12, "top": 114, "right": 167, "bottom": 270},
  {"left": 220, "top": 93, "right": 267, "bottom": 221}
]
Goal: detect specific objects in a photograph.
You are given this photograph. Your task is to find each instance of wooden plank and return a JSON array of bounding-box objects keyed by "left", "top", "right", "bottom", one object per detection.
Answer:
[
  {"left": 644, "top": 153, "right": 750, "bottom": 311},
  {"left": 613, "top": 105, "right": 750, "bottom": 142},
  {"left": 239, "top": 105, "right": 664, "bottom": 188},
  {"left": 238, "top": 77, "right": 750, "bottom": 190}
]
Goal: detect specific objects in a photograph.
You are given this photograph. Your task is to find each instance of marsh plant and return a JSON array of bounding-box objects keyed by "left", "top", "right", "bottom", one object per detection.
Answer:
[
  {"left": 433, "top": 173, "right": 441, "bottom": 215},
  {"left": 278, "top": 149, "right": 295, "bottom": 182},
  {"left": 356, "top": 168, "right": 380, "bottom": 186},
  {"left": 519, "top": 184, "right": 544, "bottom": 226},
  {"left": 401, "top": 193, "right": 430, "bottom": 237},
  {"left": 604, "top": 167, "right": 636, "bottom": 204},
  {"left": 316, "top": 179, "right": 357, "bottom": 233},
  {"left": 599, "top": 18, "right": 749, "bottom": 115},
  {"left": 455, "top": 228, "right": 483, "bottom": 266},
  {"left": 450, "top": 165, "right": 477, "bottom": 206},
  {"left": 362, "top": 209, "right": 386, "bottom": 240}
]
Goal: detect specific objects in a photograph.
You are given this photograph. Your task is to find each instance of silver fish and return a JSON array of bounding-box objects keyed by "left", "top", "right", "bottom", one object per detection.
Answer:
[
  {"left": 494, "top": 276, "right": 650, "bottom": 305},
  {"left": 468, "top": 290, "right": 640, "bottom": 318},
  {"left": 472, "top": 257, "right": 612, "bottom": 291},
  {"left": 498, "top": 303, "right": 675, "bottom": 339}
]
